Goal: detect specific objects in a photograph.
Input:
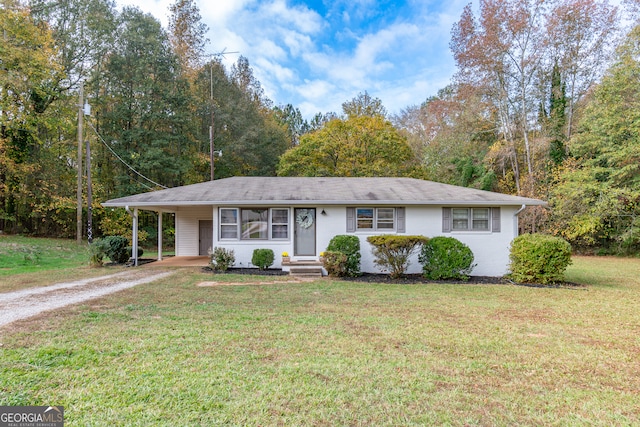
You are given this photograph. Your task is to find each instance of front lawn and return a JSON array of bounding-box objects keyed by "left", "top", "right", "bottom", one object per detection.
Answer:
[
  {"left": 0, "top": 235, "right": 124, "bottom": 292},
  {"left": 0, "top": 257, "right": 638, "bottom": 425}
]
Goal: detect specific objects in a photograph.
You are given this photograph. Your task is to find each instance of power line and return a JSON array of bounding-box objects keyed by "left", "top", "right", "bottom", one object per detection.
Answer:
[{"left": 86, "top": 121, "right": 168, "bottom": 189}]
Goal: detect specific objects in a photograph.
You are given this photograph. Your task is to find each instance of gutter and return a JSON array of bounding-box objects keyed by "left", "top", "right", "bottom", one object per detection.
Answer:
[{"left": 514, "top": 204, "right": 527, "bottom": 216}]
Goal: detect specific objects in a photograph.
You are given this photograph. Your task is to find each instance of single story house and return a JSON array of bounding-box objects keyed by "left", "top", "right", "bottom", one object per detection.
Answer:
[{"left": 102, "top": 176, "right": 546, "bottom": 276}]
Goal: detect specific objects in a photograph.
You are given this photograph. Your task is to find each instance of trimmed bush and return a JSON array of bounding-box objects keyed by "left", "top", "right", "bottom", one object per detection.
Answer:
[
  {"left": 509, "top": 233, "right": 572, "bottom": 284},
  {"left": 127, "top": 246, "right": 144, "bottom": 259},
  {"left": 326, "top": 235, "right": 361, "bottom": 277},
  {"left": 419, "top": 236, "right": 476, "bottom": 280},
  {"left": 252, "top": 248, "right": 275, "bottom": 270},
  {"left": 209, "top": 247, "right": 236, "bottom": 272},
  {"left": 367, "top": 235, "right": 429, "bottom": 279},
  {"left": 322, "top": 251, "right": 349, "bottom": 277},
  {"left": 100, "top": 236, "right": 130, "bottom": 264}
]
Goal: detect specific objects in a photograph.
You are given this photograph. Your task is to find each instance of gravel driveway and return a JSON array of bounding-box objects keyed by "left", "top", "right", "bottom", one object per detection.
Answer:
[{"left": 0, "top": 270, "right": 174, "bottom": 328}]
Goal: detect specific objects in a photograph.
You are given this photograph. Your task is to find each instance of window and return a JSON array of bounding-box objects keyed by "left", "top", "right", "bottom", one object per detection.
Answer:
[
  {"left": 241, "top": 209, "right": 268, "bottom": 239},
  {"left": 219, "top": 208, "right": 289, "bottom": 240},
  {"left": 271, "top": 209, "right": 289, "bottom": 239},
  {"left": 357, "top": 208, "right": 374, "bottom": 229},
  {"left": 451, "top": 208, "right": 490, "bottom": 231},
  {"left": 220, "top": 208, "right": 238, "bottom": 239},
  {"left": 472, "top": 208, "right": 489, "bottom": 230},
  {"left": 356, "top": 208, "right": 396, "bottom": 231},
  {"left": 377, "top": 208, "right": 395, "bottom": 229}
]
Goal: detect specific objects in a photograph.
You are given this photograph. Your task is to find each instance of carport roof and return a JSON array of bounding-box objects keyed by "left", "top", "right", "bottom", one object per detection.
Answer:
[{"left": 102, "top": 176, "right": 546, "bottom": 210}]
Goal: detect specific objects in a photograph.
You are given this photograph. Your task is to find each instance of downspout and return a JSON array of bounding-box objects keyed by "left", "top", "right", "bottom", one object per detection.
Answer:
[
  {"left": 513, "top": 204, "right": 527, "bottom": 236},
  {"left": 125, "top": 206, "right": 139, "bottom": 266}
]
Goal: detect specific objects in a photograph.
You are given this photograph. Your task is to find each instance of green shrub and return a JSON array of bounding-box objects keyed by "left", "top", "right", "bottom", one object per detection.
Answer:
[
  {"left": 127, "top": 246, "right": 144, "bottom": 259},
  {"left": 322, "top": 251, "right": 348, "bottom": 277},
  {"left": 419, "top": 236, "right": 476, "bottom": 280},
  {"left": 367, "top": 235, "right": 429, "bottom": 279},
  {"left": 252, "top": 248, "right": 275, "bottom": 270},
  {"left": 209, "top": 247, "right": 235, "bottom": 271},
  {"left": 89, "top": 239, "right": 109, "bottom": 267},
  {"left": 509, "top": 233, "right": 572, "bottom": 284},
  {"left": 102, "top": 236, "right": 130, "bottom": 264},
  {"left": 326, "top": 235, "right": 361, "bottom": 277}
]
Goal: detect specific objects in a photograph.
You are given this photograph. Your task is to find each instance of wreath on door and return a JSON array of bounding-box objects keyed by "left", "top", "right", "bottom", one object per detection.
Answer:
[{"left": 296, "top": 209, "right": 314, "bottom": 229}]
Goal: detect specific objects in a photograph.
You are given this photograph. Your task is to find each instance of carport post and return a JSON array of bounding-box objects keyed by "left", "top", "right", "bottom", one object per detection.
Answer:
[
  {"left": 132, "top": 208, "right": 139, "bottom": 266},
  {"left": 157, "top": 212, "right": 163, "bottom": 261}
]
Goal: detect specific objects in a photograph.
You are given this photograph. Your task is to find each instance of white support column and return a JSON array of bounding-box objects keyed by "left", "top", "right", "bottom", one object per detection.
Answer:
[
  {"left": 132, "top": 208, "right": 139, "bottom": 267},
  {"left": 157, "top": 211, "right": 163, "bottom": 261}
]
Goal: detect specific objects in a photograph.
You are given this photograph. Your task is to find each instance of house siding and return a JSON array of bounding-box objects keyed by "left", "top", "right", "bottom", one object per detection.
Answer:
[
  {"left": 175, "top": 206, "right": 213, "bottom": 256},
  {"left": 175, "top": 204, "right": 519, "bottom": 276}
]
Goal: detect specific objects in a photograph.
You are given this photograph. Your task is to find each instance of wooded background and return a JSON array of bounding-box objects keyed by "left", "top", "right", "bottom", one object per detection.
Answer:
[{"left": 1, "top": 0, "right": 639, "bottom": 254}]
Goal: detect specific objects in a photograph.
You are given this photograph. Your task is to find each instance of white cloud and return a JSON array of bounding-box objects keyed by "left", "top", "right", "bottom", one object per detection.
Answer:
[{"left": 120, "top": 0, "right": 472, "bottom": 120}]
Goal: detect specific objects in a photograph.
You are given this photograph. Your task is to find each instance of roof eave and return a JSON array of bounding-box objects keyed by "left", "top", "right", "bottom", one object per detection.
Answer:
[{"left": 102, "top": 199, "right": 547, "bottom": 208}]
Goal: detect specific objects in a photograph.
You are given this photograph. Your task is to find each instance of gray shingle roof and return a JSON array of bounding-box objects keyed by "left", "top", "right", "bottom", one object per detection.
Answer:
[{"left": 102, "top": 177, "right": 546, "bottom": 209}]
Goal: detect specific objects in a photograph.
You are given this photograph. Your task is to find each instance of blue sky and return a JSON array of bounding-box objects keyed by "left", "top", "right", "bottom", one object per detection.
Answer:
[{"left": 120, "top": 0, "right": 470, "bottom": 119}]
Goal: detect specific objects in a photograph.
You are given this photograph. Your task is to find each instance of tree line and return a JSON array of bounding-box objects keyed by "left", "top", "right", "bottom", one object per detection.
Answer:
[{"left": 1, "top": 0, "right": 639, "bottom": 254}]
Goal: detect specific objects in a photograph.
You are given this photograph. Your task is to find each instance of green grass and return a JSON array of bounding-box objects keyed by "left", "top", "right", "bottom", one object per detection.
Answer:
[
  {"left": 1, "top": 256, "right": 639, "bottom": 425},
  {"left": 0, "top": 235, "right": 91, "bottom": 273},
  {"left": 0, "top": 235, "right": 124, "bottom": 292}
]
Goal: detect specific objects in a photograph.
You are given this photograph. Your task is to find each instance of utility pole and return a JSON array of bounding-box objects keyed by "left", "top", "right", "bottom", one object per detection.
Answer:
[
  {"left": 85, "top": 102, "right": 93, "bottom": 243},
  {"left": 206, "top": 49, "right": 237, "bottom": 180},
  {"left": 76, "top": 82, "right": 83, "bottom": 244}
]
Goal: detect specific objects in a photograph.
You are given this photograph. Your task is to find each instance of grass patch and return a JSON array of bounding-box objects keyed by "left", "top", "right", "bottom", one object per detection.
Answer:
[
  {"left": 1, "top": 257, "right": 639, "bottom": 425},
  {"left": 0, "top": 235, "right": 124, "bottom": 292}
]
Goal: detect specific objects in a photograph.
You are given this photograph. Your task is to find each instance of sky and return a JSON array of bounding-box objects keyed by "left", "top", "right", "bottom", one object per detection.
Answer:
[{"left": 119, "top": 0, "right": 471, "bottom": 119}]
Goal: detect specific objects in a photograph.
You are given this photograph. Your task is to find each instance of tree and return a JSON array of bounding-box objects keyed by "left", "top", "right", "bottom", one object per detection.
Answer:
[
  {"left": 451, "top": 0, "right": 548, "bottom": 194},
  {"left": 394, "top": 84, "right": 497, "bottom": 190},
  {"left": 0, "top": 0, "right": 69, "bottom": 234},
  {"left": 168, "top": 0, "right": 208, "bottom": 80},
  {"left": 548, "top": 26, "right": 640, "bottom": 252},
  {"left": 341, "top": 91, "right": 387, "bottom": 119},
  {"left": 273, "top": 103, "right": 310, "bottom": 146},
  {"left": 96, "top": 7, "right": 192, "bottom": 197},
  {"left": 450, "top": 0, "right": 620, "bottom": 198},
  {"left": 545, "top": 0, "right": 619, "bottom": 140},
  {"left": 230, "top": 56, "right": 270, "bottom": 108},
  {"left": 542, "top": 63, "right": 568, "bottom": 165},
  {"left": 186, "top": 58, "right": 289, "bottom": 181},
  {"left": 277, "top": 115, "right": 424, "bottom": 177},
  {"left": 30, "top": 0, "right": 117, "bottom": 91}
]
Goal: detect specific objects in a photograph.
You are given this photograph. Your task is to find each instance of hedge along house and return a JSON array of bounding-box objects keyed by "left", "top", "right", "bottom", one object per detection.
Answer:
[{"left": 102, "top": 176, "right": 546, "bottom": 276}]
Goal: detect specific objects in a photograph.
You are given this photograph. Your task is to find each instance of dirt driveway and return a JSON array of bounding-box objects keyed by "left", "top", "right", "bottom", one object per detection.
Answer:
[{"left": 0, "top": 269, "right": 174, "bottom": 328}]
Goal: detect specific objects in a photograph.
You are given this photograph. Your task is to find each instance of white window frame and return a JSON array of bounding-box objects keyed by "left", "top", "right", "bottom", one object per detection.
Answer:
[
  {"left": 356, "top": 207, "right": 396, "bottom": 231},
  {"left": 219, "top": 208, "right": 239, "bottom": 240},
  {"left": 452, "top": 208, "right": 490, "bottom": 231},
  {"left": 218, "top": 207, "right": 290, "bottom": 241},
  {"left": 270, "top": 208, "right": 289, "bottom": 240}
]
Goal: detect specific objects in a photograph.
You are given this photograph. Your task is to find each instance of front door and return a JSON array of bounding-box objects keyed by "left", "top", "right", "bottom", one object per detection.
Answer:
[
  {"left": 199, "top": 220, "right": 213, "bottom": 255},
  {"left": 294, "top": 208, "right": 316, "bottom": 256}
]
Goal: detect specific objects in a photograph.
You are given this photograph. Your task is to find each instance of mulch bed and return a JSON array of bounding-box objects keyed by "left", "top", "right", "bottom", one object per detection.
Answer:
[{"left": 201, "top": 267, "right": 584, "bottom": 288}]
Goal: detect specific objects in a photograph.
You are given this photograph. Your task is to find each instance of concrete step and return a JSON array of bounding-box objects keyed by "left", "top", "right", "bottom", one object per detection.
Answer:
[
  {"left": 282, "top": 260, "right": 323, "bottom": 267},
  {"left": 289, "top": 267, "right": 323, "bottom": 277}
]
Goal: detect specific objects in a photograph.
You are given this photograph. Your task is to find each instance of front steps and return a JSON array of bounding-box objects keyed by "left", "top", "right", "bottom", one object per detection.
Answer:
[{"left": 283, "top": 260, "right": 324, "bottom": 277}]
